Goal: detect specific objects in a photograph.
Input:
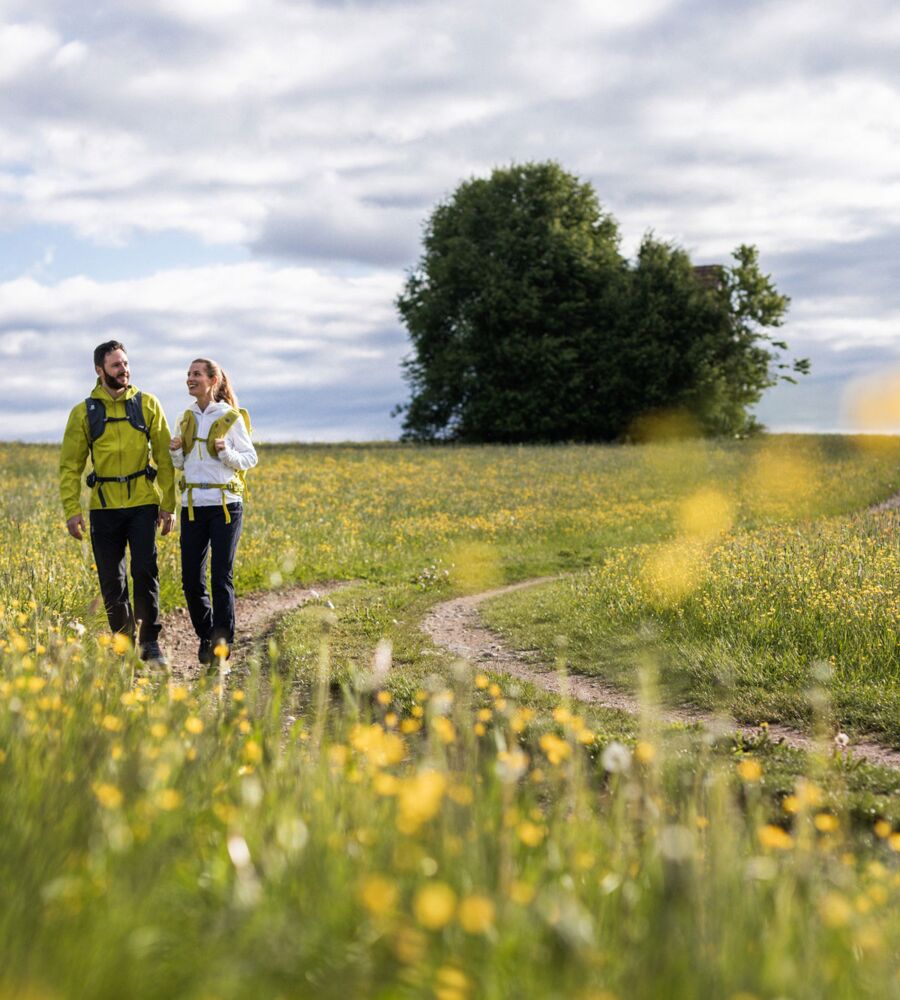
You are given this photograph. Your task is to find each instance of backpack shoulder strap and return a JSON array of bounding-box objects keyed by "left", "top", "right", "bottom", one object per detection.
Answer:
[
  {"left": 125, "top": 391, "right": 151, "bottom": 440},
  {"left": 179, "top": 410, "right": 197, "bottom": 454},
  {"left": 85, "top": 397, "right": 106, "bottom": 443},
  {"left": 239, "top": 407, "right": 252, "bottom": 436},
  {"left": 206, "top": 407, "right": 239, "bottom": 457}
]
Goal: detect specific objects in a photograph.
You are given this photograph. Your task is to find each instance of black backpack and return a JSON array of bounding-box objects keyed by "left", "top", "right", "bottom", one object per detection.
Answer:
[{"left": 84, "top": 392, "right": 156, "bottom": 506}]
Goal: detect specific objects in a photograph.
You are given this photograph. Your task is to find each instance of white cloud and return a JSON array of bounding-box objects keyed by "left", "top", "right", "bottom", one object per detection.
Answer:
[
  {"left": 0, "top": 22, "right": 58, "bottom": 82},
  {"left": 0, "top": 262, "right": 407, "bottom": 440},
  {"left": 0, "top": 0, "right": 898, "bottom": 438}
]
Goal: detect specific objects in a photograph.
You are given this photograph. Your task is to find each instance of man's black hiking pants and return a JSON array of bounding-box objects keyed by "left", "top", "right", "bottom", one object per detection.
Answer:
[{"left": 89, "top": 504, "right": 161, "bottom": 646}]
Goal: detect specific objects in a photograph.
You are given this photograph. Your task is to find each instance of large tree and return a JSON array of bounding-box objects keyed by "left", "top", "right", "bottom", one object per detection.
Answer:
[{"left": 395, "top": 162, "right": 806, "bottom": 441}]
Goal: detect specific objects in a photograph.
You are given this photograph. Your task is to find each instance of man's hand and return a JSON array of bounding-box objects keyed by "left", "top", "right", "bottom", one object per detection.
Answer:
[
  {"left": 158, "top": 510, "right": 176, "bottom": 535},
  {"left": 66, "top": 513, "right": 86, "bottom": 540},
  {"left": 214, "top": 437, "right": 226, "bottom": 453},
  {"left": 169, "top": 436, "right": 182, "bottom": 451}
]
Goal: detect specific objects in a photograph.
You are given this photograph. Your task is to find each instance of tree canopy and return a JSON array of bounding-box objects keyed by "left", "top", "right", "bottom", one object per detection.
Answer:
[{"left": 395, "top": 162, "right": 807, "bottom": 442}]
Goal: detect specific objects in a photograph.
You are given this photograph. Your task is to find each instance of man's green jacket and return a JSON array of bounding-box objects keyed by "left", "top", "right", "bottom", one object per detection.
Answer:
[{"left": 59, "top": 381, "right": 176, "bottom": 521}]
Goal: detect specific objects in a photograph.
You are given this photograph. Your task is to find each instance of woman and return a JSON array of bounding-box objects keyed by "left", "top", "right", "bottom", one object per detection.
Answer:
[{"left": 170, "top": 358, "right": 257, "bottom": 668}]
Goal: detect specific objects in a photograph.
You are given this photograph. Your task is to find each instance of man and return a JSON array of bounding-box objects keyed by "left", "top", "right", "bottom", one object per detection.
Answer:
[{"left": 60, "top": 341, "right": 176, "bottom": 665}]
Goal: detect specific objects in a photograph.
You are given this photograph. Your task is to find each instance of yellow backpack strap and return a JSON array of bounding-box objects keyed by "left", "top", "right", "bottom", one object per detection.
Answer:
[
  {"left": 179, "top": 410, "right": 197, "bottom": 454},
  {"left": 239, "top": 408, "right": 252, "bottom": 436},
  {"left": 206, "top": 409, "right": 239, "bottom": 458}
]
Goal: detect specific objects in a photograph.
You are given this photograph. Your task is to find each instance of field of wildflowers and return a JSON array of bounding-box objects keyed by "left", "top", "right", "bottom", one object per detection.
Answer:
[{"left": 1, "top": 434, "right": 899, "bottom": 998}]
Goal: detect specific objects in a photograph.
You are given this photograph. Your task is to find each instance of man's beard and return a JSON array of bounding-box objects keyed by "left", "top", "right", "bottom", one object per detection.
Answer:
[{"left": 102, "top": 370, "right": 128, "bottom": 390}]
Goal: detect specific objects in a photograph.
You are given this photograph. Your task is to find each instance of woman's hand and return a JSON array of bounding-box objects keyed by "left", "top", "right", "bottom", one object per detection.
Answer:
[
  {"left": 169, "top": 436, "right": 182, "bottom": 451},
  {"left": 214, "top": 438, "right": 226, "bottom": 453}
]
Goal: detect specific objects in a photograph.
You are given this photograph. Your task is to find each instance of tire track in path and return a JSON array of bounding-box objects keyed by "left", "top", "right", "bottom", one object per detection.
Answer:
[{"left": 422, "top": 577, "right": 900, "bottom": 770}]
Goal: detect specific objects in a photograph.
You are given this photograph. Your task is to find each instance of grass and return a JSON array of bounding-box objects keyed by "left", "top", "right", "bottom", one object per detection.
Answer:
[
  {"left": 2, "top": 433, "right": 900, "bottom": 997},
  {"left": 483, "top": 501, "right": 900, "bottom": 743}
]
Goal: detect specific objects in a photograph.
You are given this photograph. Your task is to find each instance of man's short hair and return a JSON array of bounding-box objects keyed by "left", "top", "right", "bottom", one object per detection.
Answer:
[{"left": 94, "top": 341, "right": 126, "bottom": 368}]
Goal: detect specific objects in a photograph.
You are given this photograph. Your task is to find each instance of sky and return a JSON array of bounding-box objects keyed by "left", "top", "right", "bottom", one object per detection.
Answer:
[{"left": 1, "top": 0, "right": 898, "bottom": 442}]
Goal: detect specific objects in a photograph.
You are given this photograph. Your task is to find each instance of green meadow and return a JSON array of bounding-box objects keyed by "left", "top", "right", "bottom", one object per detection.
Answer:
[{"left": 1, "top": 434, "right": 899, "bottom": 999}]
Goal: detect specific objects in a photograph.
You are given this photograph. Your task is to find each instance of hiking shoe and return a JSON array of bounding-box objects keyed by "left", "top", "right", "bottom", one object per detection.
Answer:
[
  {"left": 140, "top": 641, "right": 168, "bottom": 667},
  {"left": 198, "top": 638, "right": 213, "bottom": 666}
]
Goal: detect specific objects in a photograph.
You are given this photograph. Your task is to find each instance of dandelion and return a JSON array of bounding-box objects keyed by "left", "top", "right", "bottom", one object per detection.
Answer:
[
  {"left": 814, "top": 813, "right": 839, "bottom": 833},
  {"left": 601, "top": 741, "right": 631, "bottom": 774},
  {"left": 458, "top": 894, "right": 495, "bottom": 934},
  {"left": 413, "top": 882, "right": 456, "bottom": 930},
  {"left": 359, "top": 875, "right": 398, "bottom": 916},
  {"left": 101, "top": 714, "right": 123, "bottom": 733},
  {"left": 432, "top": 716, "right": 456, "bottom": 744},
  {"left": 757, "top": 824, "right": 794, "bottom": 851},
  {"left": 184, "top": 716, "right": 204, "bottom": 735},
  {"left": 540, "top": 733, "right": 571, "bottom": 766},
  {"left": 112, "top": 633, "right": 131, "bottom": 655},
  {"left": 509, "top": 880, "right": 535, "bottom": 905},
  {"left": 874, "top": 820, "right": 892, "bottom": 839},
  {"left": 634, "top": 740, "right": 655, "bottom": 763},
  {"left": 156, "top": 789, "right": 183, "bottom": 811},
  {"left": 94, "top": 783, "right": 123, "bottom": 809},
  {"left": 819, "top": 891, "right": 853, "bottom": 928},
  {"left": 737, "top": 759, "right": 762, "bottom": 782},
  {"left": 517, "top": 821, "right": 546, "bottom": 847}
]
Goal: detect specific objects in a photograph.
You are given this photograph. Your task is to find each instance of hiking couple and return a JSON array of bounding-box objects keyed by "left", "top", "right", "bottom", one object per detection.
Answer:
[{"left": 59, "top": 341, "right": 257, "bottom": 670}]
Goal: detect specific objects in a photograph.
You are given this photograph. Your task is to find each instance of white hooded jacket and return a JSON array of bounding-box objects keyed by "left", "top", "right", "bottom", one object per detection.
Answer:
[{"left": 170, "top": 399, "right": 258, "bottom": 508}]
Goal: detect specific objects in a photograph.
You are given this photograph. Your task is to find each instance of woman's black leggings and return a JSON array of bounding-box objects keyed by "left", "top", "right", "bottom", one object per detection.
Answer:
[{"left": 180, "top": 503, "right": 243, "bottom": 645}]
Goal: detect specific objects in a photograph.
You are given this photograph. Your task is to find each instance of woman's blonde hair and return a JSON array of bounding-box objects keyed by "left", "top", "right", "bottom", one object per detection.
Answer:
[{"left": 192, "top": 358, "right": 238, "bottom": 409}]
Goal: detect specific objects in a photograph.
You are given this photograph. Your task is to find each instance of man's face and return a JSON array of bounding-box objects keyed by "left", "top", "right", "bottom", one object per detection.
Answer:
[{"left": 96, "top": 349, "right": 130, "bottom": 392}]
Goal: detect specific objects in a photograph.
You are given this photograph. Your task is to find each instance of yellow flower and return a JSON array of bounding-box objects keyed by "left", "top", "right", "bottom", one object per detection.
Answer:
[
  {"left": 184, "top": 716, "right": 204, "bottom": 735},
  {"left": 94, "top": 783, "right": 123, "bottom": 809},
  {"left": 112, "top": 633, "right": 132, "bottom": 655},
  {"left": 757, "top": 824, "right": 793, "bottom": 851},
  {"left": 359, "top": 875, "right": 398, "bottom": 916},
  {"left": 539, "top": 733, "right": 571, "bottom": 766},
  {"left": 400, "top": 719, "right": 421, "bottom": 734},
  {"left": 814, "top": 813, "right": 839, "bottom": 833},
  {"left": 101, "top": 714, "right": 123, "bottom": 733},
  {"left": 517, "top": 821, "right": 546, "bottom": 847},
  {"left": 397, "top": 769, "right": 446, "bottom": 834},
  {"left": 474, "top": 674, "right": 489, "bottom": 690},
  {"left": 635, "top": 741, "right": 656, "bottom": 763},
  {"left": 373, "top": 772, "right": 399, "bottom": 796},
  {"left": 819, "top": 891, "right": 853, "bottom": 928},
  {"left": 350, "top": 724, "right": 406, "bottom": 766},
  {"left": 243, "top": 740, "right": 263, "bottom": 764},
  {"left": 458, "top": 894, "right": 495, "bottom": 934},
  {"left": 157, "top": 789, "right": 183, "bottom": 811},
  {"left": 737, "top": 759, "right": 762, "bottom": 782},
  {"left": 874, "top": 820, "right": 892, "bottom": 839},
  {"left": 509, "top": 880, "right": 535, "bottom": 905},
  {"left": 376, "top": 690, "right": 392, "bottom": 706},
  {"left": 169, "top": 685, "right": 189, "bottom": 702},
  {"left": 213, "top": 642, "right": 229, "bottom": 659},
  {"left": 432, "top": 717, "right": 456, "bottom": 744},
  {"left": 413, "top": 882, "right": 456, "bottom": 930}
]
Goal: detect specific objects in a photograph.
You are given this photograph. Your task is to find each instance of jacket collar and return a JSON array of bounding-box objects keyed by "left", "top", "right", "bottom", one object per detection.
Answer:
[{"left": 191, "top": 398, "right": 229, "bottom": 418}]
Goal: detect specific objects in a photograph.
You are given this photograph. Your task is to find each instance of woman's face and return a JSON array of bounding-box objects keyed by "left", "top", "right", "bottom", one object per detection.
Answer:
[{"left": 186, "top": 362, "right": 216, "bottom": 399}]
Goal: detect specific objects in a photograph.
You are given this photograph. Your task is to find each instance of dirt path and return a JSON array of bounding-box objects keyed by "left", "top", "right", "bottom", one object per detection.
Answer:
[
  {"left": 162, "top": 583, "right": 344, "bottom": 677},
  {"left": 422, "top": 578, "right": 900, "bottom": 770}
]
